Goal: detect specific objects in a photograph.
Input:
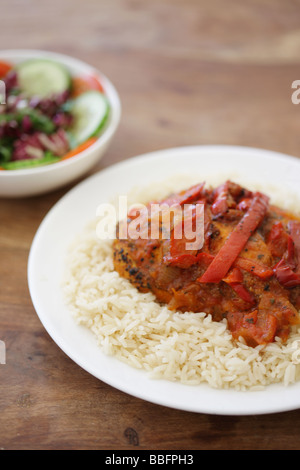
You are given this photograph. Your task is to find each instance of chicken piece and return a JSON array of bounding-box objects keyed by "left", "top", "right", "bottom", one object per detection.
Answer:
[{"left": 113, "top": 181, "right": 300, "bottom": 347}]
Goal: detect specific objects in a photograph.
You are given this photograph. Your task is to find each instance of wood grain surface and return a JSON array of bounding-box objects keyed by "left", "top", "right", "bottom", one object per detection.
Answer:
[{"left": 1, "top": 0, "right": 300, "bottom": 450}]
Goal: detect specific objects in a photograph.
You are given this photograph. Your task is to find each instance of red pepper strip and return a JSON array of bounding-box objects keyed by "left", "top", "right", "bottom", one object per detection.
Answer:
[
  {"left": 163, "top": 209, "right": 197, "bottom": 267},
  {"left": 164, "top": 254, "right": 197, "bottom": 269},
  {"left": 211, "top": 181, "right": 230, "bottom": 216},
  {"left": 223, "top": 267, "right": 243, "bottom": 284},
  {"left": 228, "top": 283, "right": 256, "bottom": 305},
  {"left": 286, "top": 235, "right": 297, "bottom": 270},
  {"left": 267, "top": 221, "right": 297, "bottom": 268},
  {"left": 168, "top": 241, "right": 198, "bottom": 266},
  {"left": 289, "top": 221, "right": 300, "bottom": 273},
  {"left": 272, "top": 221, "right": 300, "bottom": 287},
  {"left": 164, "top": 251, "right": 214, "bottom": 269},
  {"left": 169, "top": 205, "right": 197, "bottom": 256},
  {"left": 267, "top": 222, "right": 289, "bottom": 259},
  {"left": 234, "top": 257, "right": 274, "bottom": 280},
  {"left": 162, "top": 182, "right": 205, "bottom": 207},
  {"left": 273, "top": 259, "right": 300, "bottom": 288},
  {"left": 224, "top": 267, "right": 244, "bottom": 284},
  {"left": 211, "top": 181, "right": 253, "bottom": 217},
  {"left": 222, "top": 267, "right": 256, "bottom": 304},
  {"left": 237, "top": 198, "right": 252, "bottom": 212},
  {"left": 196, "top": 252, "right": 215, "bottom": 266},
  {"left": 129, "top": 184, "right": 206, "bottom": 231},
  {"left": 198, "top": 192, "right": 270, "bottom": 283},
  {"left": 164, "top": 203, "right": 205, "bottom": 267}
]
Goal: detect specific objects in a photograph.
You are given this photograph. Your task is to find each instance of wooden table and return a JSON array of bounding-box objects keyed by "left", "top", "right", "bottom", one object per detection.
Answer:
[{"left": 1, "top": 0, "right": 300, "bottom": 450}]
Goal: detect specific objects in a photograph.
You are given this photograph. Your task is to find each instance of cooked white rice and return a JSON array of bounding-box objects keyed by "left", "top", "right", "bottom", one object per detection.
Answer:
[{"left": 63, "top": 174, "right": 300, "bottom": 391}]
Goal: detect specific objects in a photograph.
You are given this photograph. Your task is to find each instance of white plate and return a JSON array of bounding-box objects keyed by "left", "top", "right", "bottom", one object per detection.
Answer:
[{"left": 28, "top": 145, "right": 300, "bottom": 415}]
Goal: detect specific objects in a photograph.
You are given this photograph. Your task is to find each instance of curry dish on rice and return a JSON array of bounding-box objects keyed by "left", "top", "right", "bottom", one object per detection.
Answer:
[{"left": 113, "top": 181, "right": 300, "bottom": 348}]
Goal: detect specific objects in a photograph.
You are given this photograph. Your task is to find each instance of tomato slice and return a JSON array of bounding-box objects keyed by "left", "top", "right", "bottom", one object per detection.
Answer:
[
  {"left": 0, "top": 61, "right": 12, "bottom": 78},
  {"left": 198, "top": 192, "right": 270, "bottom": 283},
  {"left": 71, "top": 75, "right": 104, "bottom": 97}
]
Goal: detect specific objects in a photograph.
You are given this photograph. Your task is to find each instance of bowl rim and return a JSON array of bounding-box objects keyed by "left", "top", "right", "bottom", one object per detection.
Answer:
[{"left": 0, "top": 49, "right": 122, "bottom": 177}]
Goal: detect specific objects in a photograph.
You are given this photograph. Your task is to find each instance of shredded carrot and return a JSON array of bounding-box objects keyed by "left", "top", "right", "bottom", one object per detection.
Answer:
[{"left": 61, "top": 137, "right": 97, "bottom": 161}]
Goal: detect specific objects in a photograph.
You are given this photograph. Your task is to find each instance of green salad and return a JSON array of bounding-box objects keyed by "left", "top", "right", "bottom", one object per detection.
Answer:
[{"left": 0, "top": 58, "right": 110, "bottom": 170}]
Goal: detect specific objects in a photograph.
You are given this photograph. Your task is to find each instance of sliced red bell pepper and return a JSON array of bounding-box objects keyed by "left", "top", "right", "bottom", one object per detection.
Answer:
[
  {"left": 211, "top": 181, "right": 230, "bottom": 216},
  {"left": 196, "top": 252, "right": 215, "bottom": 266},
  {"left": 237, "top": 198, "right": 252, "bottom": 212},
  {"left": 285, "top": 235, "right": 297, "bottom": 270},
  {"left": 267, "top": 221, "right": 289, "bottom": 259},
  {"left": 164, "top": 254, "right": 197, "bottom": 269},
  {"left": 168, "top": 238, "right": 198, "bottom": 265},
  {"left": 222, "top": 267, "right": 243, "bottom": 284},
  {"left": 169, "top": 205, "right": 197, "bottom": 253},
  {"left": 229, "top": 283, "right": 256, "bottom": 305},
  {"left": 162, "top": 182, "right": 205, "bottom": 207},
  {"left": 222, "top": 267, "right": 256, "bottom": 305},
  {"left": 289, "top": 221, "right": 300, "bottom": 273},
  {"left": 234, "top": 257, "right": 274, "bottom": 280},
  {"left": 273, "top": 258, "right": 300, "bottom": 288},
  {"left": 272, "top": 221, "right": 300, "bottom": 287},
  {"left": 211, "top": 181, "right": 253, "bottom": 217},
  {"left": 164, "top": 202, "right": 205, "bottom": 267},
  {"left": 164, "top": 251, "right": 214, "bottom": 269},
  {"left": 198, "top": 192, "right": 270, "bottom": 283}
]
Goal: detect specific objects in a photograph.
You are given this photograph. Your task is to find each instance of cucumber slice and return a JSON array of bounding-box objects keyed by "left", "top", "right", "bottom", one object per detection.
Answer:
[
  {"left": 2, "top": 152, "right": 60, "bottom": 170},
  {"left": 68, "top": 91, "right": 109, "bottom": 145},
  {"left": 16, "top": 59, "right": 71, "bottom": 98}
]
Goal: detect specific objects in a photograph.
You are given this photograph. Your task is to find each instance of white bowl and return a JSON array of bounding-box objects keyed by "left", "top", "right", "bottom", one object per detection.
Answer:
[{"left": 0, "top": 49, "right": 121, "bottom": 198}]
